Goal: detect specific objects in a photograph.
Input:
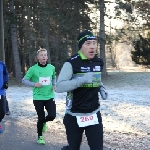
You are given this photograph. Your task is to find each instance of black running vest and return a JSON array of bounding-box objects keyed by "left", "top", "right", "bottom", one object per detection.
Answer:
[{"left": 66, "top": 53, "right": 104, "bottom": 113}]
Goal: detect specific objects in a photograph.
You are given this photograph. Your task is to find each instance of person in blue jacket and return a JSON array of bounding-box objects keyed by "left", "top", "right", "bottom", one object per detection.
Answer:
[{"left": 0, "top": 61, "right": 9, "bottom": 133}]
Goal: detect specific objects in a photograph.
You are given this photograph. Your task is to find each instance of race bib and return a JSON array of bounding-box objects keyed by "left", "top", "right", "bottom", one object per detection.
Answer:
[
  {"left": 76, "top": 113, "right": 99, "bottom": 127},
  {"left": 39, "top": 77, "right": 51, "bottom": 85}
]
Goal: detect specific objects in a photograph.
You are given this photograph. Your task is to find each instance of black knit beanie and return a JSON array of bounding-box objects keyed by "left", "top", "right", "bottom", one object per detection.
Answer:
[{"left": 77, "top": 30, "right": 96, "bottom": 49}]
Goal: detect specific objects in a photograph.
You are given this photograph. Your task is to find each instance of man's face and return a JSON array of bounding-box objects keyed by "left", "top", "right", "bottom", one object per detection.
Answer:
[
  {"left": 37, "top": 50, "right": 48, "bottom": 64},
  {"left": 80, "top": 40, "right": 97, "bottom": 59}
]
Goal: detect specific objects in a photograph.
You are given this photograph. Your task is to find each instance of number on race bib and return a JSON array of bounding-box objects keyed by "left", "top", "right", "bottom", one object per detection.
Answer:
[
  {"left": 76, "top": 113, "right": 99, "bottom": 127},
  {"left": 80, "top": 116, "right": 93, "bottom": 122},
  {"left": 39, "top": 77, "right": 51, "bottom": 85}
]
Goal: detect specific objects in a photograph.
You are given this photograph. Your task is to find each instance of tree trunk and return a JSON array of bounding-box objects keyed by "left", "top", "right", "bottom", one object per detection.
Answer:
[
  {"left": 0, "top": 0, "right": 5, "bottom": 62},
  {"left": 9, "top": 0, "right": 22, "bottom": 82},
  {"left": 41, "top": 0, "right": 51, "bottom": 63},
  {"left": 54, "top": 36, "right": 59, "bottom": 74},
  {"left": 73, "top": 0, "right": 79, "bottom": 54},
  {"left": 99, "top": 0, "right": 107, "bottom": 77}
]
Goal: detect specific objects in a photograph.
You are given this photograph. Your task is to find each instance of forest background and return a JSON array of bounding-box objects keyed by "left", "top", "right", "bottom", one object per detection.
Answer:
[{"left": 0, "top": 0, "right": 150, "bottom": 82}]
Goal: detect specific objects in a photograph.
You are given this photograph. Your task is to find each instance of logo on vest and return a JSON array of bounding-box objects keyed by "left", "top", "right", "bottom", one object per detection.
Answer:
[
  {"left": 71, "top": 55, "right": 78, "bottom": 60},
  {"left": 81, "top": 67, "right": 90, "bottom": 72},
  {"left": 93, "top": 66, "right": 100, "bottom": 71}
]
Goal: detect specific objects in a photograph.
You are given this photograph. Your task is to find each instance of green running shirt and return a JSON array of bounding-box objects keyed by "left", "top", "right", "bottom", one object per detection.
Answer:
[{"left": 24, "top": 63, "right": 56, "bottom": 100}]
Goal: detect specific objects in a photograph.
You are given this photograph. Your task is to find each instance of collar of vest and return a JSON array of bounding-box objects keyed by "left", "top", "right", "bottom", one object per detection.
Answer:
[{"left": 78, "top": 51, "right": 87, "bottom": 60}]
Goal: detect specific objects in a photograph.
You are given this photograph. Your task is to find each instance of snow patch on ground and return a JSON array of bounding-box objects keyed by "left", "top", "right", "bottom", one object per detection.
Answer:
[{"left": 7, "top": 72, "right": 150, "bottom": 136}]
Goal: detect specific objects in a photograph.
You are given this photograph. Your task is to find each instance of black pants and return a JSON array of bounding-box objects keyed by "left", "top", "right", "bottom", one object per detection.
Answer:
[
  {"left": 0, "top": 95, "right": 6, "bottom": 122},
  {"left": 33, "top": 99, "right": 56, "bottom": 136},
  {"left": 6, "top": 98, "right": 9, "bottom": 112},
  {"left": 63, "top": 111, "right": 103, "bottom": 150}
]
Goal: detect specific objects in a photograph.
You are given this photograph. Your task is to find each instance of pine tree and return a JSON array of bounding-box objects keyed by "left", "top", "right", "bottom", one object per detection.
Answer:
[{"left": 132, "top": 34, "right": 150, "bottom": 67}]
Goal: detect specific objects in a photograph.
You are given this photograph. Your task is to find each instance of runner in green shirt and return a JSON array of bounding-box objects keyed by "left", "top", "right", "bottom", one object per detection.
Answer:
[{"left": 22, "top": 48, "right": 56, "bottom": 145}]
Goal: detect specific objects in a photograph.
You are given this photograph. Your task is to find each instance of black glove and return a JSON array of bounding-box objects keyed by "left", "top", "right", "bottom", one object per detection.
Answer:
[{"left": 3, "top": 82, "right": 8, "bottom": 89}]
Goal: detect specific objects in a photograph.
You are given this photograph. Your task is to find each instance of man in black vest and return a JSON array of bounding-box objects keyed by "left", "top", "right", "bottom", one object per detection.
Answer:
[{"left": 56, "top": 30, "right": 107, "bottom": 150}]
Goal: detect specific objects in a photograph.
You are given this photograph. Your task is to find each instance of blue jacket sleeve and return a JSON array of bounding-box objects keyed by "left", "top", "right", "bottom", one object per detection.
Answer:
[{"left": 2, "top": 62, "right": 9, "bottom": 82}]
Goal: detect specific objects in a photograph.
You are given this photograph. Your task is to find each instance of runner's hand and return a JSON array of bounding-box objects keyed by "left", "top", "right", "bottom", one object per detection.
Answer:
[
  {"left": 100, "top": 82, "right": 108, "bottom": 100},
  {"left": 77, "top": 72, "right": 94, "bottom": 86},
  {"left": 3, "top": 82, "right": 8, "bottom": 89},
  {"left": 34, "top": 82, "right": 42, "bottom": 87},
  {"left": 53, "top": 86, "right": 56, "bottom": 91}
]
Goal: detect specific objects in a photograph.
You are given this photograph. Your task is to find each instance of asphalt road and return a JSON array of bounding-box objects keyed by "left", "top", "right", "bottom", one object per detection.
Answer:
[{"left": 0, "top": 116, "right": 110, "bottom": 150}]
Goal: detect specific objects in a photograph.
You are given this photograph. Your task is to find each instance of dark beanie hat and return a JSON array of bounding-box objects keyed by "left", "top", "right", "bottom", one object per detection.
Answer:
[{"left": 77, "top": 30, "right": 96, "bottom": 49}]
